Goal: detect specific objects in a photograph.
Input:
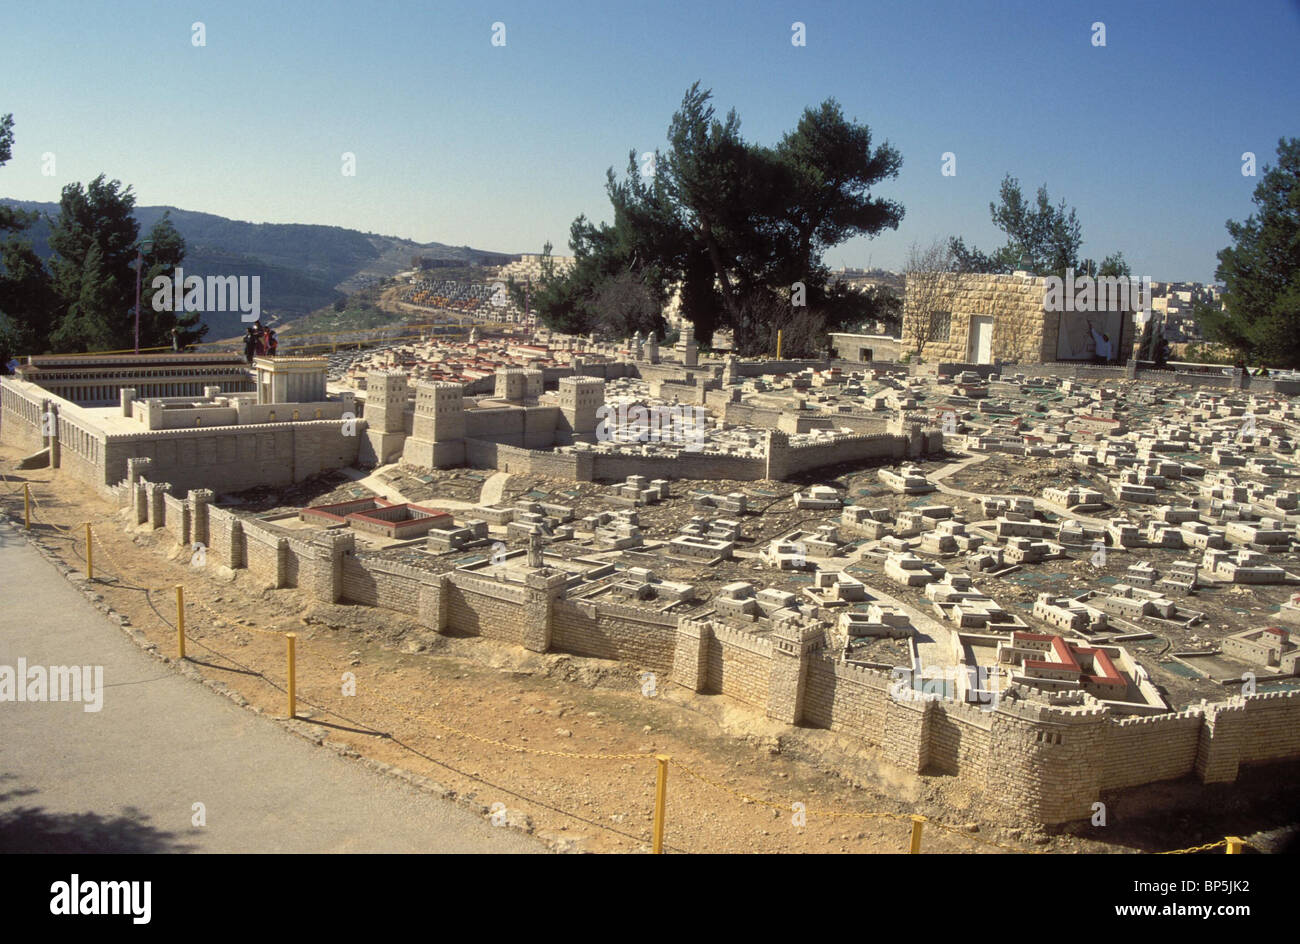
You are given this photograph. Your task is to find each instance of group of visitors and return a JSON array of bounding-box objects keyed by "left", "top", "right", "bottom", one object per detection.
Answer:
[{"left": 243, "top": 322, "right": 278, "bottom": 363}]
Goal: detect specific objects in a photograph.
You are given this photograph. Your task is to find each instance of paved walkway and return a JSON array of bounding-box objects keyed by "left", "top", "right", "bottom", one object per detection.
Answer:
[
  {"left": 930, "top": 452, "right": 1114, "bottom": 528},
  {"left": 338, "top": 465, "right": 486, "bottom": 513},
  {"left": 479, "top": 472, "right": 511, "bottom": 506},
  {"left": 339, "top": 464, "right": 410, "bottom": 504},
  {"left": 0, "top": 528, "right": 541, "bottom": 853}
]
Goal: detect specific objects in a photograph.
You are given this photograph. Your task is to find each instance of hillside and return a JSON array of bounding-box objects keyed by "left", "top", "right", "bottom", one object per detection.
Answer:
[{"left": 0, "top": 198, "right": 517, "bottom": 335}]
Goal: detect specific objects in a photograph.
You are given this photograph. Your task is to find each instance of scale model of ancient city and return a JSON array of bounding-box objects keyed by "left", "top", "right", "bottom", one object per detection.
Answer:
[{"left": 5, "top": 259, "right": 1300, "bottom": 833}]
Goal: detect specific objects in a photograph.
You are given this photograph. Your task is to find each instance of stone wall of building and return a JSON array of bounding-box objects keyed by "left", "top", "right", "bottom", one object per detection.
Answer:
[
  {"left": 206, "top": 505, "right": 245, "bottom": 569},
  {"left": 55, "top": 428, "right": 102, "bottom": 486},
  {"left": 926, "top": 698, "right": 996, "bottom": 777},
  {"left": 443, "top": 572, "right": 529, "bottom": 646},
  {"left": 4, "top": 378, "right": 363, "bottom": 495},
  {"left": 588, "top": 451, "right": 767, "bottom": 483},
  {"left": 1224, "top": 691, "right": 1300, "bottom": 769},
  {"left": 1098, "top": 710, "right": 1204, "bottom": 791},
  {"left": 0, "top": 381, "right": 47, "bottom": 455},
  {"left": 718, "top": 401, "right": 783, "bottom": 429},
  {"left": 340, "top": 555, "right": 421, "bottom": 615},
  {"left": 163, "top": 493, "right": 190, "bottom": 546},
  {"left": 764, "top": 426, "right": 935, "bottom": 480},
  {"left": 830, "top": 334, "right": 902, "bottom": 364},
  {"left": 243, "top": 519, "right": 288, "bottom": 589},
  {"left": 902, "top": 273, "right": 1049, "bottom": 364},
  {"left": 463, "top": 405, "right": 562, "bottom": 449},
  {"left": 463, "top": 439, "right": 592, "bottom": 480},
  {"left": 802, "top": 657, "right": 892, "bottom": 744},
  {"left": 281, "top": 534, "right": 309, "bottom": 588},
  {"left": 706, "top": 624, "right": 773, "bottom": 705},
  {"left": 551, "top": 598, "right": 678, "bottom": 672},
  {"left": 901, "top": 272, "right": 1139, "bottom": 367}
]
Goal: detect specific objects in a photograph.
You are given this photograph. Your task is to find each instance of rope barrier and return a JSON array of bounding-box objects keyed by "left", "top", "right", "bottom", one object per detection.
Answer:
[{"left": 1156, "top": 838, "right": 1232, "bottom": 855}]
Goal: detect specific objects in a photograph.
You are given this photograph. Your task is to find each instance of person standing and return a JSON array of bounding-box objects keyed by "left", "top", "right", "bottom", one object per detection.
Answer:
[
  {"left": 171, "top": 327, "right": 181, "bottom": 352},
  {"left": 1088, "top": 321, "right": 1111, "bottom": 363},
  {"left": 243, "top": 326, "right": 258, "bottom": 364}
]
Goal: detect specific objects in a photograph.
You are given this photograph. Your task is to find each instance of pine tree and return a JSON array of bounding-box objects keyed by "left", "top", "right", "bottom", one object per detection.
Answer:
[
  {"left": 1198, "top": 138, "right": 1300, "bottom": 367},
  {"left": 47, "top": 175, "right": 140, "bottom": 352},
  {"left": 0, "top": 113, "right": 56, "bottom": 368}
]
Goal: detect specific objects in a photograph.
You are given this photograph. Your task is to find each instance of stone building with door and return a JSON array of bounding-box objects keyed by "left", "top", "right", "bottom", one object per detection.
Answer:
[{"left": 901, "top": 272, "right": 1139, "bottom": 366}]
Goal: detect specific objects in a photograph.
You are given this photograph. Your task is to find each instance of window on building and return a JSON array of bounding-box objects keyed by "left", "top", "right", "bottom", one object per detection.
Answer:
[{"left": 928, "top": 311, "right": 952, "bottom": 342}]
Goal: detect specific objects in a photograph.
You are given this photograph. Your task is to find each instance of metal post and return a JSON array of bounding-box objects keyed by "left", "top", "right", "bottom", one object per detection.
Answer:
[
  {"left": 286, "top": 632, "right": 297, "bottom": 718},
  {"left": 652, "top": 755, "right": 669, "bottom": 854},
  {"left": 23, "top": 483, "right": 30, "bottom": 530},
  {"left": 175, "top": 585, "right": 186, "bottom": 660},
  {"left": 133, "top": 247, "right": 142, "bottom": 355},
  {"left": 909, "top": 814, "right": 926, "bottom": 854},
  {"left": 1226, "top": 836, "right": 1244, "bottom": 854},
  {"left": 776, "top": 329, "right": 782, "bottom": 360},
  {"left": 85, "top": 522, "right": 93, "bottom": 579}
]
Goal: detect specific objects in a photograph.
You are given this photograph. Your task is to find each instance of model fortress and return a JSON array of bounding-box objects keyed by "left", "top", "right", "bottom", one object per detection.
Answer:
[
  {"left": 5, "top": 334, "right": 1300, "bottom": 827},
  {"left": 2, "top": 329, "right": 937, "bottom": 495}
]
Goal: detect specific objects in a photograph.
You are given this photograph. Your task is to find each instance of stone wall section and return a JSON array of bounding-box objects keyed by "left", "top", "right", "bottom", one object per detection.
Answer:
[
  {"left": 551, "top": 598, "right": 678, "bottom": 671},
  {"left": 102, "top": 474, "right": 1300, "bottom": 825},
  {"left": 706, "top": 624, "right": 772, "bottom": 705}
]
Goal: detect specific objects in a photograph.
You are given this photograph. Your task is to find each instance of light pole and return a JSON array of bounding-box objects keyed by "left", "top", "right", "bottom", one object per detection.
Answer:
[{"left": 133, "top": 239, "right": 153, "bottom": 354}]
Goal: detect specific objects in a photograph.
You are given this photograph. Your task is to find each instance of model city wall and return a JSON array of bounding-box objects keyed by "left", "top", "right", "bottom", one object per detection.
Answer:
[{"left": 101, "top": 465, "right": 1300, "bottom": 826}]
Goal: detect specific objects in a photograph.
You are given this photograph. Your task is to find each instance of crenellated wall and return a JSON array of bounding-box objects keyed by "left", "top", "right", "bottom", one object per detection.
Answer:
[
  {"left": 706, "top": 623, "right": 773, "bottom": 704},
  {"left": 111, "top": 474, "right": 1300, "bottom": 826},
  {"left": 551, "top": 598, "right": 678, "bottom": 671}
]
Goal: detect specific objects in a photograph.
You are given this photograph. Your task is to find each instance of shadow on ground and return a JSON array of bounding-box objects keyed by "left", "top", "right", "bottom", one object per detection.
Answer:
[{"left": 0, "top": 774, "right": 196, "bottom": 853}]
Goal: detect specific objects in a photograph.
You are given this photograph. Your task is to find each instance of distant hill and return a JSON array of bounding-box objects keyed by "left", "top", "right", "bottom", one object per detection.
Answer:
[{"left": 0, "top": 199, "right": 516, "bottom": 338}]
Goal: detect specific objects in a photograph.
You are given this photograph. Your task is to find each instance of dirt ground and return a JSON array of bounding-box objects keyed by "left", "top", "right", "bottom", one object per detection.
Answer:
[{"left": 4, "top": 448, "right": 1294, "bottom": 854}]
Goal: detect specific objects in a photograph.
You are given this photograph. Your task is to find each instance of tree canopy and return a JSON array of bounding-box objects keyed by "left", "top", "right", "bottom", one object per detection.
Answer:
[
  {"left": 522, "top": 84, "right": 904, "bottom": 356},
  {"left": 0, "top": 112, "right": 201, "bottom": 366},
  {"left": 950, "top": 174, "right": 1129, "bottom": 279},
  {"left": 46, "top": 175, "right": 143, "bottom": 351},
  {"left": 0, "top": 113, "right": 55, "bottom": 369},
  {"left": 1197, "top": 138, "right": 1300, "bottom": 367}
]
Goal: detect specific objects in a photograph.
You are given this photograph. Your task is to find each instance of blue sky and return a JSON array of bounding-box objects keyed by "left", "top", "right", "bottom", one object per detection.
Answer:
[{"left": 2, "top": 0, "right": 1297, "bottom": 282}]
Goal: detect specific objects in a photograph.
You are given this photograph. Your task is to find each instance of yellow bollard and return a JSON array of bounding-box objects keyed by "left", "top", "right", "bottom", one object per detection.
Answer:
[
  {"left": 909, "top": 814, "right": 926, "bottom": 854},
  {"left": 24, "top": 483, "right": 30, "bottom": 530},
  {"left": 85, "top": 522, "right": 93, "bottom": 579},
  {"left": 286, "top": 632, "right": 297, "bottom": 718},
  {"left": 776, "top": 329, "right": 782, "bottom": 360},
  {"left": 175, "top": 585, "right": 186, "bottom": 660},
  {"left": 652, "top": 755, "right": 669, "bottom": 854},
  {"left": 1226, "top": 836, "right": 1244, "bottom": 854}
]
